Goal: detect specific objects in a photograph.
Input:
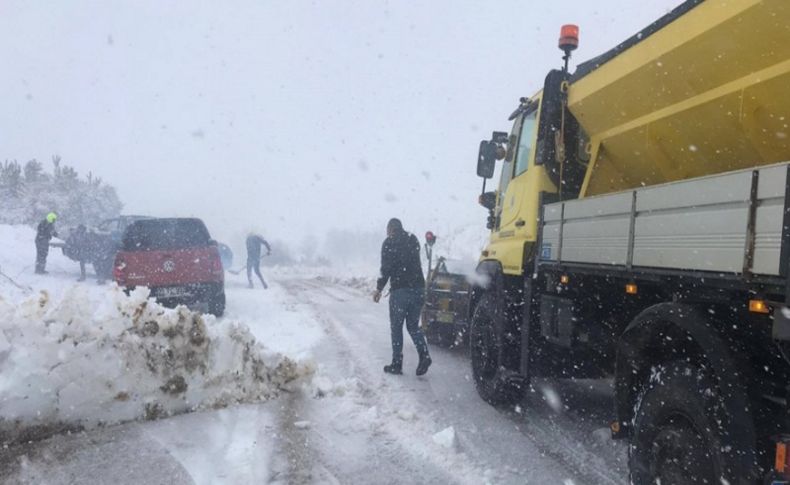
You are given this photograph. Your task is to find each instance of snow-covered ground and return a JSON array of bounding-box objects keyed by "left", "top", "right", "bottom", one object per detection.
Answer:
[{"left": 0, "top": 223, "right": 628, "bottom": 484}]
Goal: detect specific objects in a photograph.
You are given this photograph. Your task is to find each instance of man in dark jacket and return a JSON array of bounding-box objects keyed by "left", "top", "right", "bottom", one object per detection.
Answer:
[
  {"left": 246, "top": 233, "right": 271, "bottom": 289},
  {"left": 373, "top": 218, "right": 432, "bottom": 376},
  {"left": 90, "top": 232, "right": 117, "bottom": 285},
  {"left": 64, "top": 226, "right": 117, "bottom": 283},
  {"left": 65, "top": 224, "right": 90, "bottom": 281},
  {"left": 35, "top": 212, "right": 58, "bottom": 274}
]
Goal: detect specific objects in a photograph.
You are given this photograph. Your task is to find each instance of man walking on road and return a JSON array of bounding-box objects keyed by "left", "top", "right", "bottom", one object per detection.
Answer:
[
  {"left": 373, "top": 218, "right": 432, "bottom": 376},
  {"left": 35, "top": 212, "right": 58, "bottom": 274},
  {"left": 246, "top": 233, "right": 271, "bottom": 289}
]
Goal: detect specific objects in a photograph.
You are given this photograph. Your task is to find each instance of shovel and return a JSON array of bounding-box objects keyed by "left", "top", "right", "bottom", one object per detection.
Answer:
[{"left": 227, "top": 253, "right": 269, "bottom": 275}]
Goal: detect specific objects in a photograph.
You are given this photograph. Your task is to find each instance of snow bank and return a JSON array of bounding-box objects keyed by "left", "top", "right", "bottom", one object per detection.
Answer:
[{"left": 0, "top": 285, "right": 312, "bottom": 446}]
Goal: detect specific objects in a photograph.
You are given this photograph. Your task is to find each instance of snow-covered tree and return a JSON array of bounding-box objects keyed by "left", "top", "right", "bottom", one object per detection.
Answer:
[
  {"left": 23, "top": 159, "right": 44, "bottom": 183},
  {"left": 0, "top": 160, "right": 24, "bottom": 199},
  {"left": 0, "top": 155, "right": 123, "bottom": 228}
]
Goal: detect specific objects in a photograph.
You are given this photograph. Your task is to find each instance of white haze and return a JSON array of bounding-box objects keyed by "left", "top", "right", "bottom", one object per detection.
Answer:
[{"left": 1, "top": 0, "right": 680, "bottom": 255}]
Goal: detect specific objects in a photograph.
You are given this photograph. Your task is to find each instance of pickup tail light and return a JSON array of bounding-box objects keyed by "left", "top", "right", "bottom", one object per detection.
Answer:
[
  {"left": 210, "top": 250, "right": 224, "bottom": 274},
  {"left": 113, "top": 257, "right": 127, "bottom": 283}
]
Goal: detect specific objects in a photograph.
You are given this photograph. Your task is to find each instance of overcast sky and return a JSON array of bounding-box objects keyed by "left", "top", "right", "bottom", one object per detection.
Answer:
[{"left": 1, "top": 0, "right": 681, "bottom": 247}]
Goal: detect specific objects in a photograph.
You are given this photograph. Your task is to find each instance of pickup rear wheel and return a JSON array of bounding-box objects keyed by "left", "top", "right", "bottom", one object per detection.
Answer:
[
  {"left": 470, "top": 293, "right": 522, "bottom": 406},
  {"left": 208, "top": 291, "right": 225, "bottom": 317},
  {"left": 629, "top": 360, "right": 757, "bottom": 485}
]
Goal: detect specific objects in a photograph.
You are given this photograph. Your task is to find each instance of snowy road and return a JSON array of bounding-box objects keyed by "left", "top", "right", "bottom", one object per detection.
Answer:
[{"left": 1, "top": 269, "right": 630, "bottom": 484}]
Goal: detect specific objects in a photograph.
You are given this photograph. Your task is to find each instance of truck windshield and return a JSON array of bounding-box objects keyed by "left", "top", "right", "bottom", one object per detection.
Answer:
[{"left": 514, "top": 109, "right": 538, "bottom": 176}]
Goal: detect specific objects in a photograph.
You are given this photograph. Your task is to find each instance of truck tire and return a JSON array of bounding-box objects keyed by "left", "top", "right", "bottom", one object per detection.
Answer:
[
  {"left": 629, "top": 360, "right": 758, "bottom": 485},
  {"left": 470, "top": 293, "right": 522, "bottom": 406},
  {"left": 208, "top": 291, "right": 225, "bottom": 317}
]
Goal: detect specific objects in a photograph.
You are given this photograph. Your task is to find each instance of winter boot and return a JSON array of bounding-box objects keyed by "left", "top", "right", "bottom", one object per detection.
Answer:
[
  {"left": 384, "top": 356, "right": 403, "bottom": 375},
  {"left": 416, "top": 355, "right": 432, "bottom": 376}
]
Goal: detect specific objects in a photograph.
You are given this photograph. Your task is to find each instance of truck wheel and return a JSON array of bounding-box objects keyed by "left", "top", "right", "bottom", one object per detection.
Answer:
[
  {"left": 629, "top": 360, "right": 758, "bottom": 485},
  {"left": 208, "top": 291, "right": 225, "bottom": 317},
  {"left": 470, "top": 293, "right": 522, "bottom": 406}
]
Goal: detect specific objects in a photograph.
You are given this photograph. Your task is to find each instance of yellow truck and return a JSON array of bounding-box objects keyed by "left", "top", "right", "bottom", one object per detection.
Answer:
[{"left": 470, "top": 1, "right": 790, "bottom": 482}]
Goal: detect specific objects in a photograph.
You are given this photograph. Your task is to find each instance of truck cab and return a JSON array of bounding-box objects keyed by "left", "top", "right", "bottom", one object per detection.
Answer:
[
  {"left": 483, "top": 96, "right": 547, "bottom": 275},
  {"left": 477, "top": 79, "right": 588, "bottom": 278}
]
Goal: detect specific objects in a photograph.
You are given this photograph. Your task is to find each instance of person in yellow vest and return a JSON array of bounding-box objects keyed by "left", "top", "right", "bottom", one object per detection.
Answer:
[{"left": 35, "top": 212, "right": 58, "bottom": 274}]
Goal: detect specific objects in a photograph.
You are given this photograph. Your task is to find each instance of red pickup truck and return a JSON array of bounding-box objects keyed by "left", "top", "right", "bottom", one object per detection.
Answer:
[{"left": 114, "top": 218, "right": 225, "bottom": 316}]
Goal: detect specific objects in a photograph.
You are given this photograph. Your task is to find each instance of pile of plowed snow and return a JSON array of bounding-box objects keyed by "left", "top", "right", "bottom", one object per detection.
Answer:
[{"left": 0, "top": 284, "right": 312, "bottom": 446}]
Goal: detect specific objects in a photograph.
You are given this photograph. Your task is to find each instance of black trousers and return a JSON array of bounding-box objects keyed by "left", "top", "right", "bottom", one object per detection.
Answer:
[
  {"left": 35, "top": 241, "right": 49, "bottom": 273},
  {"left": 389, "top": 287, "right": 430, "bottom": 364}
]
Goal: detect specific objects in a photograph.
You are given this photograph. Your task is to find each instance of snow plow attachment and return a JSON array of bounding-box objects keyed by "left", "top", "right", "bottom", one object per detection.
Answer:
[{"left": 569, "top": 0, "right": 790, "bottom": 197}]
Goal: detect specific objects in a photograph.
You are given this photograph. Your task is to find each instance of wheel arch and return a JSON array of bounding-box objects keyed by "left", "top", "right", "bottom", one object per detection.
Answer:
[
  {"left": 614, "top": 301, "right": 755, "bottom": 445},
  {"left": 469, "top": 259, "right": 504, "bottom": 322}
]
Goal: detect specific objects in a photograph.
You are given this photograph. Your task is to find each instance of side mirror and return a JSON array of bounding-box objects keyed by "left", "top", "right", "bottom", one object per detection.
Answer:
[
  {"left": 478, "top": 191, "right": 496, "bottom": 210},
  {"left": 477, "top": 140, "right": 496, "bottom": 179}
]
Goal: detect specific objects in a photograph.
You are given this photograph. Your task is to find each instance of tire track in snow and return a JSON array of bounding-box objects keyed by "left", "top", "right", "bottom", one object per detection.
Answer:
[{"left": 268, "top": 389, "right": 341, "bottom": 485}]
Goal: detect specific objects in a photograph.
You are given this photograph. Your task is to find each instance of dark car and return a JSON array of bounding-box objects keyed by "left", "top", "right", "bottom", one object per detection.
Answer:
[
  {"left": 61, "top": 226, "right": 117, "bottom": 281},
  {"left": 420, "top": 257, "right": 471, "bottom": 347},
  {"left": 97, "top": 215, "right": 155, "bottom": 245},
  {"left": 113, "top": 217, "right": 225, "bottom": 316}
]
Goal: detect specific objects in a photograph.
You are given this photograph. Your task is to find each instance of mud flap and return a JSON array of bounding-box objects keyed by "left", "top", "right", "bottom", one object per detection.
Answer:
[{"left": 773, "top": 305, "right": 790, "bottom": 341}]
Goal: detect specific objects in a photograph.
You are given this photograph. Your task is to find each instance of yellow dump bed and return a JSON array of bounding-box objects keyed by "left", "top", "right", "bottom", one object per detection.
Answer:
[{"left": 569, "top": 0, "right": 790, "bottom": 197}]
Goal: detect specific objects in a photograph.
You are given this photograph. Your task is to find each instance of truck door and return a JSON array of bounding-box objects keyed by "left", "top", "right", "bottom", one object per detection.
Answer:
[
  {"left": 489, "top": 101, "right": 542, "bottom": 275},
  {"left": 498, "top": 108, "right": 538, "bottom": 231},
  {"left": 494, "top": 117, "right": 519, "bottom": 230}
]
